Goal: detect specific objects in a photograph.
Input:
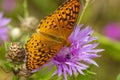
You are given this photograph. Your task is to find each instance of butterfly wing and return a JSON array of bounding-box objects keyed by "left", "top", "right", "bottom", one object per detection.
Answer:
[
  {"left": 55, "top": 0, "right": 80, "bottom": 38},
  {"left": 37, "top": 0, "right": 80, "bottom": 39},
  {"left": 26, "top": 33, "right": 63, "bottom": 70},
  {"left": 26, "top": 0, "right": 80, "bottom": 71},
  {"left": 37, "top": 14, "right": 64, "bottom": 39}
]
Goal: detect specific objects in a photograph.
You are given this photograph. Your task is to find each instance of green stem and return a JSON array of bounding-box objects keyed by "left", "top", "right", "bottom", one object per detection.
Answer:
[
  {"left": 94, "top": 32, "right": 120, "bottom": 50},
  {"left": 23, "top": 0, "right": 29, "bottom": 18},
  {"left": 4, "top": 41, "right": 8, "bottom": 51},
  {"left": 19, "top": 77, "right": 28, "bottom": 80},
  {"left": 77, "top": 0, "right": 91, "bottom": 25}
]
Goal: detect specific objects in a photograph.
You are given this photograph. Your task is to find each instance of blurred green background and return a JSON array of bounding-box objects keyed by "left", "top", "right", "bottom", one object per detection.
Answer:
[{"left": 0, "top": 0, "right": 120, "bottom": 80}]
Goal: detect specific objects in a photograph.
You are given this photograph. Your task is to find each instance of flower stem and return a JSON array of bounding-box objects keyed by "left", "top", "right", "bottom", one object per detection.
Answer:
[
  {"left": 4, "top": 42, "right": 8, "bottom": 51},
  {"left": 23, "top": 0, "right": 29, "bottom": 18},
  {"left": 77, "top": 0, "right": 91, "bottom": 25}
]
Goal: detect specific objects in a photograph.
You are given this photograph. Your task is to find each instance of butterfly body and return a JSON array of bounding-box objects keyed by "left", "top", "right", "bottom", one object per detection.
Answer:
[{"left": 26, "top": 0, "right": 80, "bottom": 71}]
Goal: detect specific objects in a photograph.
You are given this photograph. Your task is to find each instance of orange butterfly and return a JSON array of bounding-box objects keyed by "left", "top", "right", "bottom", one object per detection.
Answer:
[{"left": 25, "top": 0, "right": 80, "bottom": 71}]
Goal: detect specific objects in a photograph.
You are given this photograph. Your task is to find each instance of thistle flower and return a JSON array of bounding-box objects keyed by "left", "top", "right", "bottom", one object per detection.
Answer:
[
  {"left": 1, "top": 0, "right": 16, "bottom": 12},
  {"left": 50, "top": 25, "right": 103, "bottom": 80},
  {"left": 0, "top": 12, "right": 11, "bottom": 44},
  {"left": 20, "top": 17, "right": 38, "bottom": 32},
  {"left": 103, "top": 22, "right": 120, "bottom": 41}
]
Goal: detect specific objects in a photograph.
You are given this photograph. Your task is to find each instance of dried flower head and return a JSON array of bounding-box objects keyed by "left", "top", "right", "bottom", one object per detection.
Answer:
[
  {"left": 18, "top": 64, "right": 32, "bottom": 77},
  {"left": 20, "top": 17, "right": 38, "bottom": 32},
  {"left": 6, "top": 42, "right": 26, "bottom": 64}
]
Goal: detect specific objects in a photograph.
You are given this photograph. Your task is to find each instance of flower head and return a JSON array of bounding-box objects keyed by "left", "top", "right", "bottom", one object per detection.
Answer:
[
  {"left": 1, "top": 0, "right": 16, "bottom": 12},
  {"left": 0, "top": 12, "right": 11, "bottom": 44},
  {"left": 6, "top": 42, "right": 26, "bottom": 64},
  {"left": 50, "top": 25, "right": 103, "bottom": 80},
  {"left": 103, "top": 22, "right": 120, "bottom": 41},
  {"left": 20, "top": 17, "right": 38, "bottom": 32}
]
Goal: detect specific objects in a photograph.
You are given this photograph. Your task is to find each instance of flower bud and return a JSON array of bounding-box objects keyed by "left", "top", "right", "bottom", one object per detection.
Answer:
[
  {"left": 10, "top": 27, "right": 21, "bottom": 39},
  {"left": 18, "top": 64, "right": 32, "bottom": 77},
  {"left": 6, "top": 42, "right": 26, "bottom": 64},
  {"left": 20, "top": 17, "right": 38, "bottom": 32}
]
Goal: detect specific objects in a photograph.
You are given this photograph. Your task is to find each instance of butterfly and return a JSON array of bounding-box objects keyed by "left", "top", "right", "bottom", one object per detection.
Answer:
[{"left": 25, "top": 0, "right": 80, "bottom": 71}]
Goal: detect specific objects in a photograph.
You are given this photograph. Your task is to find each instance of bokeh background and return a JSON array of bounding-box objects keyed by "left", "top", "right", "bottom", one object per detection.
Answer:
[{"left": 0, "top": 0, "right": 120, "bottom": 80}]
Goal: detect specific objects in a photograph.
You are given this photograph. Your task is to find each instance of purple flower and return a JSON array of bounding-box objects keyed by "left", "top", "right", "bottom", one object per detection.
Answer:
[
  {"left": 50, "top": 25, "right": 103, "bottom": 80},
  {"left": 103, "top": 22, "right": 120, "bottom": 41},
  {"left": 1, "top": 0, "right": 16, "bottom": 12},
  {"left": 0, "top": 12, "right": 11, "bottom": 44}
]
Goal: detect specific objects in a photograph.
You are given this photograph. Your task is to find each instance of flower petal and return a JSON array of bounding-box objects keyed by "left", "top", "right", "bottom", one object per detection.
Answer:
[
  {"left": 0, "top": 18, "right": 11, "bottom": 27},
  {"left": 58, "top": 65, "right": 62, "bottom": 77},
  {"left": 0, "top": 12, "right": 3, "bottom": 19}
]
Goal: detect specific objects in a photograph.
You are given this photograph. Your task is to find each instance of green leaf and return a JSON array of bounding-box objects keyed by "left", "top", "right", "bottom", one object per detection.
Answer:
[
  {"left": 73, "top": 66, "right": 95, "bottom": 80},
  {"left": 31, "top": 66, "right": 57, "bottom": 80},
  {"left": 0, "top": 42, "right": 10, "bottom": 59},
  {"left": 116, "top": 74, "right": 120, "bottom": 80},
  {"left": 0, "top": 59, "right": 14, "bottom": 73},
  {"left": 49, "top": 75, "right": 63, "bottom": 80},
  {"left": 32, "top": 0, "right": 58, "bottom": 15},
  {"left": 76, "top": 72, "right": 92, "bottom": 80},
  {"left": 94, "top": 32, "right": 120, "bottom": 61},
  {"left": 12, "top": 75, "right": 18, "bottom": 80}
]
